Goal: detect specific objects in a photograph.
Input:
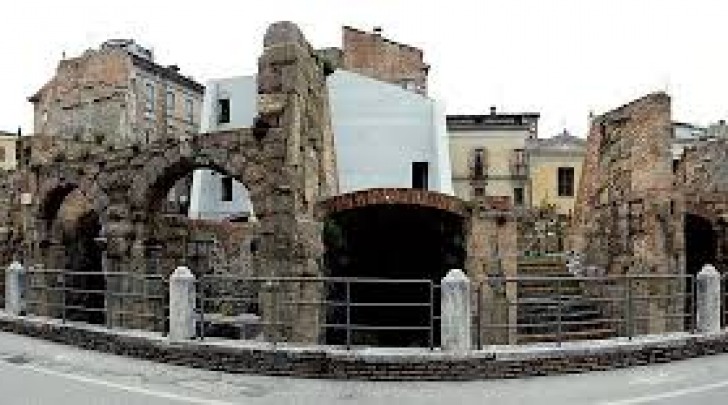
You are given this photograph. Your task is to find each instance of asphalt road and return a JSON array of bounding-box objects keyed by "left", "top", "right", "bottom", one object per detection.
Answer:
[{"left": 1, "top": 331, "right": 728, "bottom": 404}]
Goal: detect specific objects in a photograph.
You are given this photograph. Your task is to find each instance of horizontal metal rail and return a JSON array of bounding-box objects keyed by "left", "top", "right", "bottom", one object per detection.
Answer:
[
  {"left": 197, "top": 275, "right": 436, "bottom": 349},
  {"left": 23, "top": 269, "right": 169, "bottom": 333},
  {"left": 476, "top": 274, "right": 696, "bottom": 348}
]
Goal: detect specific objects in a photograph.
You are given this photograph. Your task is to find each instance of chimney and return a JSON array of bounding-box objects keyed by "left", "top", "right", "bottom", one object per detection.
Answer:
[
  {"left": 719, "top": 119, "right": 726, "bottom": 126},
  {"left": 490, "top": 106, "right": 497, "bottom": 115},
  {"left": 16, "top": 127, "right": 21, "bottom": 137}
]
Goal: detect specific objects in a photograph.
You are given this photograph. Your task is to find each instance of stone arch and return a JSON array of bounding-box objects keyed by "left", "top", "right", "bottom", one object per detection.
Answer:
[
  {"left": 37, "top": 171, "right": 109, "bottom": 223},
  {"left": 129, "top": 137, "right": 269, "bottom": 220},
  {"left": 35, "top": 173, "right": 109, "bottom": 245}
]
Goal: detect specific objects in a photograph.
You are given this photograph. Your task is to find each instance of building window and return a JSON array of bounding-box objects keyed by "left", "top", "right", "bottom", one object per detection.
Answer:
[
  {"left": 401, "top": 79, "right": 416, "bottom": 91},
  {"left": 513, "top": 149, "right": 525, "bottom": 165},
  {"left": 221, "top": 176, "right": 233, "bottom": 202},
  {"left": 185, "top": 98, "right": 194, "bottom": 123},
  {"left": 145, "top": 82, "right": 155, "bottom": 113},
  {"left": 166, "top": 91, "right": 175, "bottom": 116},
  {"left": 514, "top": 187, "right": 524, "bottom": 206},
  {"left": 557, "top": 167, "right": 575, "bottom": 197},
  {"left": 472, "top": 148, "right": 485, "bottom": 177},
  {"left": 473, "top": 187, "right": 484, "bottom": 197},
  {"left": 412, "top": 162, "right": 429, "bottom": 190},
  {"left": 217, "top": 98, "right": 230, "bottom": 124}
]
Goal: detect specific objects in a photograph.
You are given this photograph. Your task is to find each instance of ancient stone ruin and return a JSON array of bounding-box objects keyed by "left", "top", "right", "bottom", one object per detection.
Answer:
[{"left": 0, "top": 22, "right": 516, "bottom": 345}]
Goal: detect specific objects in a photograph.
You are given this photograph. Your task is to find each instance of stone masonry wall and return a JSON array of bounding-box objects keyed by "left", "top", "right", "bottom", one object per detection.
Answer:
[{"left": 573, "top": 93, "right": 679, "bottom": 277}]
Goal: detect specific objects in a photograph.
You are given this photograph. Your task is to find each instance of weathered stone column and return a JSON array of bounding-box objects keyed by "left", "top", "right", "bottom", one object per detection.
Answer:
[
  {"left": 5, "top": 261, "right": 24, "bottom": 316},
  {"left": 169, "top": 266, "right": 196, "bottom": 341},
  {"left": 697, "top": 264, "right": 721, "bottom": 334},
  {"left": 441, "top": 269, "right": 471, "bottom": 352}
]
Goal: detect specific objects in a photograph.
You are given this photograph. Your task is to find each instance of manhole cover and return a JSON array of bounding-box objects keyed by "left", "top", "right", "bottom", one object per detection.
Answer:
[{"left": 4, "top": 354, "right": 31, "bottom": 365}]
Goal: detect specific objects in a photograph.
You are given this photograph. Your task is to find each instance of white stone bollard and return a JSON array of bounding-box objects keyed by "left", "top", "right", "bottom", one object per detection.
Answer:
[
  {"left": 441, "top": 269, "right": 471, "bottom": 352},
  {"left": 169, "top": 266, "right": 196, "bottom": 341},
  {"left": 5, "top": 261, "right": 24, "bottom": 316},
  {"left": 696, "top": 264, "right": 722, "bottom": 334}
]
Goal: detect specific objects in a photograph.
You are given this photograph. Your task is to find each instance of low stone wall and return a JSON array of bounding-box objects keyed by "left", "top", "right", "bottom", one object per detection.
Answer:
[{"left": 2, "top": 312, "right": 728, "bottom": 380}]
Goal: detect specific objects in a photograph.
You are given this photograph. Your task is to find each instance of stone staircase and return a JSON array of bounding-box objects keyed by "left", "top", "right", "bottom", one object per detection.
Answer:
[{"left": 516, "top": 257, "right": 616, "bottom": 343}]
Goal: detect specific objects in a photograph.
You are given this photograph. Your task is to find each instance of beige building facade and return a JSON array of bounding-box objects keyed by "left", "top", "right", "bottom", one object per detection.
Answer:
[
  {"left": 0, "top": 131, "right": 18, "bottom": 171},
  {"left": 447, "top": 108, "right": 538, "bottom": 206},
  {"left": 29, "top": 39, "right": 204, "bottom": 145}
]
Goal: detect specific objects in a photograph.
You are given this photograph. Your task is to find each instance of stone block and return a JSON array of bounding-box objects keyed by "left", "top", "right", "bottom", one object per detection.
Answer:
[
  {"left": 697, "top": 264, "right": 721, "bottom": 334},
  {"left": 441, "top": 269, "right": 471, "bottom": 351},
  {"left": 169, "top": 266, "right": 196, "bottom": 341}
]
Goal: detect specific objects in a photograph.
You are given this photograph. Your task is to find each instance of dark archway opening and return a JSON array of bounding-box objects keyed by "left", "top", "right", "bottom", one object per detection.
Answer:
[
  {"left": 144, "top": 164, "right": 257, "bottom": 335},
  {"left": 684, "top": 213, "right": 717, "bottom": 330},
  {"left": 685, "top": 214, "right": 717, "bottom": 276},
  {"left": 324, "top": 204, "right": 466, "bottom": 347},
  {"left": 63, "top": 211, "right": 106, "bottom": 325}
]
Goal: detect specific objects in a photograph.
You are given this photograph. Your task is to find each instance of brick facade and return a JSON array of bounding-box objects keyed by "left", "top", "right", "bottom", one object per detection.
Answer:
[
  {"left": 318, "top": 188, "right": 467, "bottom": 217},
  {"left": 29, "top": 40, "right": 204, "bottom": 146},
  {"left": 341, "top": 26, "right": 429, "bottom": 95},
  {"left": 4, "top": 314, "right": 728, "bottom": 381}
]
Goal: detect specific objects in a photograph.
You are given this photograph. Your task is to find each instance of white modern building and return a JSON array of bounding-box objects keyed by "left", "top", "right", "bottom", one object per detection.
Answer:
[{"left": 189, "top": 70, "right": 453, "bottom": 220}]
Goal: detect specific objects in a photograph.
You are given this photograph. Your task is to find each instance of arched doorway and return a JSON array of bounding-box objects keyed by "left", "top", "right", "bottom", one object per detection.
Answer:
[
  {"left": 36, "top": 183, "right": 107, "bottom": 325},
  {"left": 63, "top": 210, "right": 105, "bottom": 325},
  {"left": 685, "top": 213, "right": 717, "bottom": 275},
  {"left": 322, "top": 190, "right": 467, "bottom": 347}
]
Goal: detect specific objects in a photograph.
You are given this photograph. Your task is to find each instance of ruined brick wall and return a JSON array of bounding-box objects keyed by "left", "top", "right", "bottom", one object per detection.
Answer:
[
  {"left": 572, "top": 93, "right": 679, "bottom": 276},
  {"left": 676, "top": 138, "right": 728, "bottom": 270},
  {"left": 341, "top": 26, "right": 428, "bottom": 95},
  {"left": 31, "top": 50, "right": 131, "bottom": 142},
  {"left": 29, "top": 46, "right": 203, "bottom": 146}
]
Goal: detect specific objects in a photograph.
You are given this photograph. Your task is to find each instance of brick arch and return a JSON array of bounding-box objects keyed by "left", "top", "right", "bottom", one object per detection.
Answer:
[{"left": 317, "top": 188, "right": 469, "bottom": 218}]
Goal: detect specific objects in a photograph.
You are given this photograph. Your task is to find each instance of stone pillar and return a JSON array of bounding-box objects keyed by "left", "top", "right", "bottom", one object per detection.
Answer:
[
  {"left": 441, "top": 269, "right": 471, "bottom": 352},
  {"left": 697, "top": 264, "right": 721, "bottom": 334},
  {"left": 169, "top": 266, "right": 196, "bottom": 341},
  {"left": 5, "top": 261, "right": 24, "bottom": 316}
]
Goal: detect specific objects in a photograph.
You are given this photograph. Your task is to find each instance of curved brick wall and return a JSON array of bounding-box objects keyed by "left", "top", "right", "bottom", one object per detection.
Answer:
[
  {"left": 2, "top": 314, "right": 728, "bottom": 381},
  {"left": 319, "top": 188, "right": 468, "bottom": 218}
]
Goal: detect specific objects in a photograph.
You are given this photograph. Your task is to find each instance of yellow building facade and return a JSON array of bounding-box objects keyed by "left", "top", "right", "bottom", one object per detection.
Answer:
[{"left": 526, "top": 131, "right": 585, "bottom": 216}]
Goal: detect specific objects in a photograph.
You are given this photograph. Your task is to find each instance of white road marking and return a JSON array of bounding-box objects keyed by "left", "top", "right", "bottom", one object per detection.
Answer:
[
  {"left": 10, "top": 362, "right": 239, "bottom": 405},
  {"left": 599, "top": 378, "right": 728, "bottom": 405}
]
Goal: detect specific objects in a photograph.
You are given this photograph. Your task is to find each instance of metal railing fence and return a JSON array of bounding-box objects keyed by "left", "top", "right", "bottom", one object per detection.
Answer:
[
  {"left": 723, "top": 274, "right": 728, "bottom": 329},
  {"left": 23, "top": 268, "right": 168, "bottom": 332},
  {"left": 197, "top": 275, "right": 437, "bottom": 349},
  {"left": 474, "top": 274, "right": 696, "bottom": 348},
  {"left": 10, "top": 267, "right": 719, "bottom": 350},
  {"left": 0, "top": 270, "right": 4, "bottom": 309}
]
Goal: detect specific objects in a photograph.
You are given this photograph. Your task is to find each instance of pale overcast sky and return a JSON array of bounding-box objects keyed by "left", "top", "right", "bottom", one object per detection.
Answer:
[{"left": 2, "top": 0, "right": 727, "bottom": 137}]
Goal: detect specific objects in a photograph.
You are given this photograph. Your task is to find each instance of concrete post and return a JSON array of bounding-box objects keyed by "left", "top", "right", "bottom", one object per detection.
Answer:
[
  {"left": 169, "top": 266, "right": 196, "bottom": 341},
  {"left": 5, "top": 261, "right": 24, "bottom": 316},
  {"left": 697, "top": 264, "right": 721, "bottom": 334},
  {"left": 441, "top": 269, "right": 471, "bottom": 352}
]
